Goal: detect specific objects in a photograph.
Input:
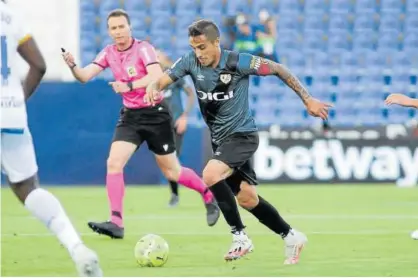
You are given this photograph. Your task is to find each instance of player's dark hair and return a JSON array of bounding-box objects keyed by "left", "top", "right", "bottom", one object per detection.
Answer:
[
  {"left": 107, "top": 9, "right": 131, "bottom": 25},
  {"left": 188, "top": 20, "right": 220, "bottom": 41}
]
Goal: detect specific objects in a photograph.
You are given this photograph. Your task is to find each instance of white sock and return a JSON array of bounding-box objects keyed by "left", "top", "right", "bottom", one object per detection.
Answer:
[{"left": 24, "top": 188, "right": 83, "bottom": 254}]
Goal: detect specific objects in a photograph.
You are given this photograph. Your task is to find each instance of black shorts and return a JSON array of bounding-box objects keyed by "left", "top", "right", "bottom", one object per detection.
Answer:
[
  {"left": 113, "top": 102, "right": 176, "bottom": 155},
  {"left": 211, "top": 132, "right": 259, "bottom": 193}
]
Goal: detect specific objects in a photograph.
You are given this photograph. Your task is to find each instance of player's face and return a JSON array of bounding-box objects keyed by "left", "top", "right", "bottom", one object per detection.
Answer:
[
  {"left": 189, "top": 35, "right": 220, "bottom": 67},
  {"left": 108, "top": 16, "right": 131, "bottom": 45}
]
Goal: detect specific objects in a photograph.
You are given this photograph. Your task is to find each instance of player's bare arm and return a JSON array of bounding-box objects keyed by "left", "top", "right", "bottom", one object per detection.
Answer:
[
  {"left": 385, "top": 94, "right": 418, "bottom": 108},
  {"left": 255, "top": 57, "right": 332, "bottom": 120},
  {"left": 145, "top": 73, "right": 175, "bottom": 105},
  {"left": 175, "top": 85, "right": 195, "bottom": 134},
  {"left": 17, "top": 36, "right": 46, "bottom": 100},
  {"left": 61, "top": 49, "right": 103, "bottom": 83},
  {"left": 109, "top": 64, "right": 164, "bottom": 94}
]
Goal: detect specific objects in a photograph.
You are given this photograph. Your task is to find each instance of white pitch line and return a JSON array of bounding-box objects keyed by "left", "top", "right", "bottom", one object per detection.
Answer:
[
  {"left": 0, "top": 230, "right": 412, "bottom": 238},
  {"left": 4, "top": 214, "right": 418, "bottom": 221}
]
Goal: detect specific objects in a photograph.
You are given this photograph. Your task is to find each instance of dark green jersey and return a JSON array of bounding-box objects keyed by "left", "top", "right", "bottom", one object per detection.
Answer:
[
  {"left": 163, "top": 78, "right": 185, "bottom": 121},
  {"left": 167, "top": 49, "right": 260, "bottom": 144}
]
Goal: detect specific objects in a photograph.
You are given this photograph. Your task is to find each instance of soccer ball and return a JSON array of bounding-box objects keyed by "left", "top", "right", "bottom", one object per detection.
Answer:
[
  {"left": 134, "top": 234, "right": 169, "bottom": 267},
  {"left": 411, "top": 230, "right": 418, "bottom": 240}
]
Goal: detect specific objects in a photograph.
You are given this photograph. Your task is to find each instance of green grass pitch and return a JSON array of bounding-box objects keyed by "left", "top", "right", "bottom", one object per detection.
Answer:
[{"left": 1, "top": 185, "right": 418, "bottom": 276}]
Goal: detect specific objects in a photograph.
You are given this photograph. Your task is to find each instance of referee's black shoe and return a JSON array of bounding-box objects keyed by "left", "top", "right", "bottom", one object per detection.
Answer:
[{"left": 88, "top": 221, "right": 124, "bottom": 239}]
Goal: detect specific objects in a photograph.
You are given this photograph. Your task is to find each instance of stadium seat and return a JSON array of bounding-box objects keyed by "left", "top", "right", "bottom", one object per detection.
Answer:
[
  {"left": 403, "top": 34, "right": 418, "bottom": 51},
  {"left": 303, "top": 0, "right": 328, "bottom": 14},
  {"left": 378, "top": 31, "right": 401, "bottom": 51},
  {"left": 405, "top": 15, "right": 418, "bottom": 32},
  {"left": 124, "top": 0, "right": 148, "bottom": 11},
  {"left": 277, "top": 31, "right": 303, "bottom": 50},
  {"left": 175, "top": 14, "right": 196, "bottom": 34},
  {"left": 130, "top": 15, "right": 148, "bottom": 33},
  {"left": 201, "top": 0, "right": 224, "bottom": 13},
  {"left": 277, "top": 14, "right": 302, "bottom": 32},
  {"left": 355, "top": 0, "right": 377, "bottom": 13},
  {"left": 340, "top": 51, "right": 357, "bottom": 75},
  {"left": 251, "top": 0, "right": 277, "bottom": 16},
  {"left": 379, "top": 13, "right": 402, "bottom": 32},
  {"left": 99, "top": 0, "right": 122, "bottom": 14},
  {"left": 407, "top": 0, "right": 418, "bottom": 12},
  {"left": 150, "top": 16, "right": 173, "bottom": 34},
  {"left": 303, "top": 31, "right": 326, "bottom": 52},
  {"left": 175, "top": 0, "right": 198, "bottom": 15},
  {"left": 226, "top": 0, "right": 249, "bottom": 15},
  {"left": 380, "top": 0, "right": 403, "bottom": 13},
  {"left": 80, "top": 0, "right": 96, "bottom": 13},
  {"left": 279, "top": 0, "right": 302, "bottom": 14},
  {"left": 353, "top": 31, "right": 376, "bottom": 51},
  {"left": 328, "top": 31, "right": 351, "bottom": 52},
  {"left": 329, "top": 0, "right": 353, "bottom": 14},
  {"left": 329, "top": 13, "right": 351, "bottom": 31},
  {"left": 150, "top": 0, "right": 172, "bottom": 13},
  {"left": 80, "top": 32, "right": 97, "bottom": 52},
  {"left": 80, "top": 12, "right": 97, "bottom": 33},
  {"left": 303, "top": 13, "right": 327, "bottom": 31},
  {"left": 354, "top": 13, "right": 377, "bottom": 31}
]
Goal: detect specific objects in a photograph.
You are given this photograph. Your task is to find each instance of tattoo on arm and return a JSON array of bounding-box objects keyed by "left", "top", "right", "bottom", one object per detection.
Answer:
[{"left": 258, "top": 59, "right": 312, "bottom": 104}]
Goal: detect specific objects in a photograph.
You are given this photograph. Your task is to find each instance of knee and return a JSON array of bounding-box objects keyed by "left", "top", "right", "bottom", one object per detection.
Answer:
[
  {"left": 107, "top": 156, "right": 126, "bottom": 173},
  {"left": 237, "top": 188, "right": 259, "bottom": 210},
  {"left": 202, "top": 167, "right": 223, "bottom": 186},
  {"left": 162, "top": 167, "right": 180, "bottom": 182}
]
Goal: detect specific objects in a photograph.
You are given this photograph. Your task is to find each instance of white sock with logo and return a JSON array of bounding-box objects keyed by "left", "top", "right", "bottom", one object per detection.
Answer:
[{"left": 24, "top": 188, "right": 83, "bottom": 254}]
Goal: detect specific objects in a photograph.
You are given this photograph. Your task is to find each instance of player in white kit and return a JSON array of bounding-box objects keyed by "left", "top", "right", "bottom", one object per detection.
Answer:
[{"left": 0, "top": 1, "right": 102, "bottom": 276}]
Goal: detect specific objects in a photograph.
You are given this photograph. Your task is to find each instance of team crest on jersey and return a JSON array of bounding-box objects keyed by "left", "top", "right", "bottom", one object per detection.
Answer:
[
  {"left": 126, "top": 66, "right": 137, "bottom": 77},
  {"left": 220, "top": 73, "right": 232, "bottom": 84}
]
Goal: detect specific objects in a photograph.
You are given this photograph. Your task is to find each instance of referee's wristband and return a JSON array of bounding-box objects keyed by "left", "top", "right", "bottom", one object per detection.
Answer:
[{"left": 127, "top": 81, "right": 134, "bottom": 91}]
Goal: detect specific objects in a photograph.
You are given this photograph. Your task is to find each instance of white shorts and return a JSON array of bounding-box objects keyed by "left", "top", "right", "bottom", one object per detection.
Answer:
[{"left": 1, "top": 127, "right": 38, "bottom": 183}]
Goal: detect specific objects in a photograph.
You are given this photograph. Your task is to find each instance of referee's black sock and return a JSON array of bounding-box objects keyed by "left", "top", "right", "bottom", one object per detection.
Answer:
[
  {"left": 248, "top": 195, "right": 291, "bottom": 238},
  {"left": 209, "top": 180, "right": 245, "bottom": 232},
  {"left": 169, "top": 181, "right": 178, "bottom": 196}
]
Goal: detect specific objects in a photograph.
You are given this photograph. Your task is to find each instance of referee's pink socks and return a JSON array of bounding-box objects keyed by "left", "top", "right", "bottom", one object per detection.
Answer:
[
  {"left": 178, "top": 167, "right": 213, "bottom": 204},
  {"left": 106, "top": 173, "right": 125, "bottom": 227}
]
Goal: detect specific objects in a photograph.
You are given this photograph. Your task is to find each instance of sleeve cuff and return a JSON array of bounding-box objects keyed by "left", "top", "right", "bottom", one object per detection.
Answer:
[{"left": 93, "top": 62, "right": 106, "bottom": 69}]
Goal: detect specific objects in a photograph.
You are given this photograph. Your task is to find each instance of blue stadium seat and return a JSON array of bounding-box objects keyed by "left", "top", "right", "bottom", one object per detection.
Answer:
[
  {"left": 405, "top": 15, "right": 418, "bottom": 32},
  {"left": 303, "top": 31, "right": 326, "bottom": 52},
  {"left": 283, "top": 51, "right": 305, "bottom": 76},
  {"left": 328, "top": 31, "right": 351, "bottom": 51},
  {"left": 403, "top": 34, "right": 418, "bottom": 51},
  {"left": 378, "top": 31, "right": 401, "bottom": 50},
  {"left": 81, "top": 50, "right": 97, "bottom": 67},
  {"left": 407, "top": 0, "right": 418, "bottom": 12},
  {"left": 150, "top": 0, "right": 172, "bottom": 13},
  {"left": 304, "top": 0, "right": 328, "bottom": 14},
  {"left": 354, "top": 13, "right": 377, "bottom": 31},
  {"left": 304, "top": 14, "right": 327, "bottom": 31},
  {"left": 124, "top": 0, "right": 148, "bottom": 11},
  {"left": 329, "top": 13, "right": 351, "bottom": 31},
  {"left": 379, "top": 13, "right": 402, "bottom": 32},
  {"left": 201, "top": 0, "right": 224, "bottom": 13},
  {"left": 329, "top": 0, "right": 353, "bottom": 14},
  {"left": 80, "top": 12, "right": 97, "bottom": 33},
  {"left": 380, "top": 0, "right": 403, "bottom": 13},
  {"left": 353, "top": 31, "right": 376, "bottom": 51},
  {"left": 130, "top": 15, "right": 148, "bottom": 33},
  {"left": 150, "top": 36, "right": 172, "bottom": 52},
  {"left": 226, "top": 0, "right": 249, "bottom": 15},
  {"left": 80, "top": 32, "right": 97, "bottom": 52},
  {"left": 279, "top": 0, "right": 302, "bottom": 14},
  {"left": 99, "top": 0, "right": 122, "bottom": 14},
  {"left": 150, "top": 16, "right": 173, "bottom": 34},
  {"left": 392, "top": 51, "right": 411, "bottom": 74},
  {"left": 175, "top": 14, "right": 196, "bottom": 33},
  {"left": 80, "top": 0, "right": 96, "bottom": 13},
  {"left": 277, "top": 31, "right": 303, "bottom": 50},
  {"left": 277, "top": 14, "right": 302, "bottom": 32},
  {"left": 355, "top": 0, "right": 377, "bottom": 13},
  {"left": 175, "top": 0, "right": 198, "bottom": 15},
  {"left": 132, "top": 30, "right": 148, "bottom": 40},
  {"left": 340, "top": 51, "right": 357, "bottom": 75},
  {"left": 251, "top": 0, "right": 277, "bottom": 16}
]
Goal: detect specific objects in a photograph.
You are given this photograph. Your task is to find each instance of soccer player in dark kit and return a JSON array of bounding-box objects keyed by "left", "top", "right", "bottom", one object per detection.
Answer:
[{"left": 111, "top": 20, "right": 332, "bottom": 264}]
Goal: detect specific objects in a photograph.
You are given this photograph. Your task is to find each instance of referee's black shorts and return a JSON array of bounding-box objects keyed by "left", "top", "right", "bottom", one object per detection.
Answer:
[{"left": 112, "top": 102, "right": 176, "bottom": 155}]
